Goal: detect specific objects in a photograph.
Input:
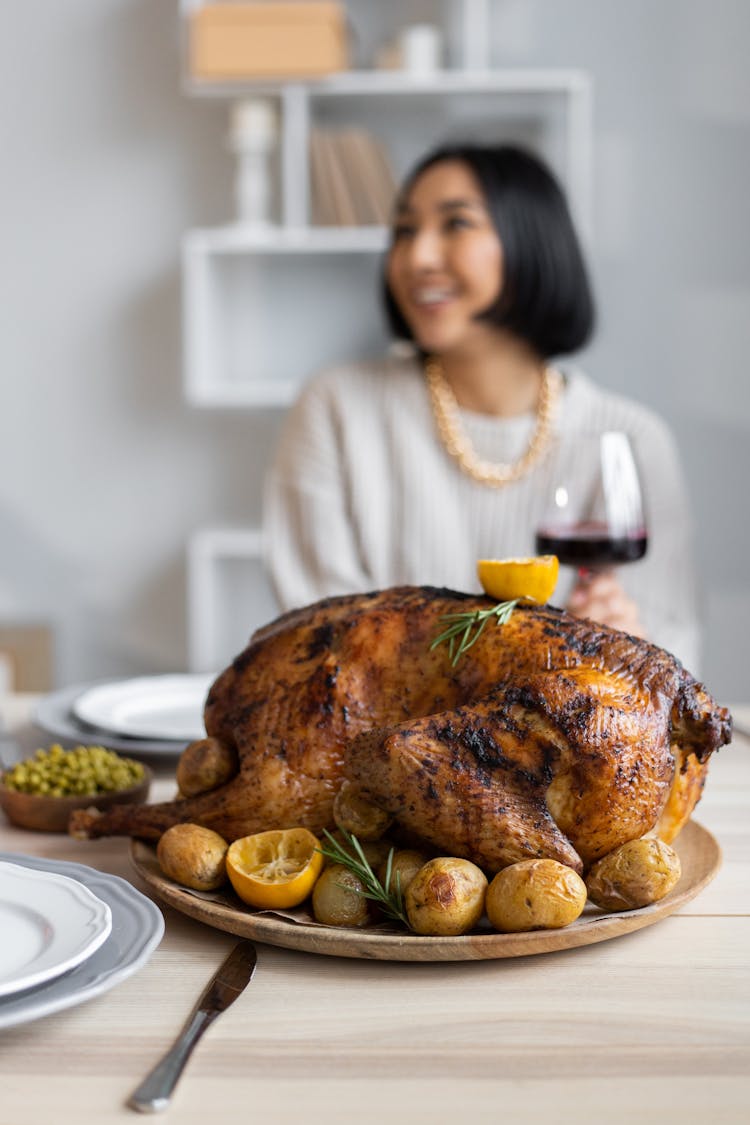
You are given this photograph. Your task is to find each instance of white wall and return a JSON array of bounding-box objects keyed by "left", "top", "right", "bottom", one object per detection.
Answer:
[
  {"left": 0, "top": 1, "right": 747, "bottom": 700},
  {"left": 0, "top": 1, "right": 282, "bottom": 682}
]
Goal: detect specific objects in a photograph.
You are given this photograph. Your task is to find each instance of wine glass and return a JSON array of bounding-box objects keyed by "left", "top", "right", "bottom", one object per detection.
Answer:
[{"left": 535, "top": 431, "right": 648, "bottom": 573}]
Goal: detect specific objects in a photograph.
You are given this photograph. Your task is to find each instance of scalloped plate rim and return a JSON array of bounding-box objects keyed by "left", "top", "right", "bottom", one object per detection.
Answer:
[{"left": 0, "top": 861, "right": 112, "bottom": 996}]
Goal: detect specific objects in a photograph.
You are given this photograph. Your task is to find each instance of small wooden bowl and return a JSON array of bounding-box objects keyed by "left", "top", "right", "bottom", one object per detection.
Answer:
[{"left": 0, "top": 767, "right": 152, "bottom": 833}]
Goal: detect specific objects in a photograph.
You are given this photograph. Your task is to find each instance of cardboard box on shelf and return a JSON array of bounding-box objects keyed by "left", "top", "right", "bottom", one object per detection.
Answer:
[{"left": 189, "top": 3, "right": 349, "bottom": 81}]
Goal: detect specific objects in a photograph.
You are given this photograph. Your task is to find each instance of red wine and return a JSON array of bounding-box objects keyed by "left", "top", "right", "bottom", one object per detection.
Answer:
[{"left": 535, "top": 523, "right": 648, "bottom": 567}]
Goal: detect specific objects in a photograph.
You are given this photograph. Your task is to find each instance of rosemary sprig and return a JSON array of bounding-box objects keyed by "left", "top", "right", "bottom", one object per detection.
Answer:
[
  {"left": 316, "top": 828, "right": 410, "bottom": 928},
  {"left": 430, "top": 599, "right": 519, "bottom": 666}
]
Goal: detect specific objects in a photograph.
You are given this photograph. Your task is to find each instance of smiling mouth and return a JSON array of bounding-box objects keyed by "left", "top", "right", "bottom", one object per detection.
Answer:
[{"left": 411, "top": 287, "right": 458, "bottom": 309}]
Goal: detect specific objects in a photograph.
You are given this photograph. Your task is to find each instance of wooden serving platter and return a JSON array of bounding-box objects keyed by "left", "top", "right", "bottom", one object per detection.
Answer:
[{"left": 131, "top": 820, "right": 721, "bottom": 962}]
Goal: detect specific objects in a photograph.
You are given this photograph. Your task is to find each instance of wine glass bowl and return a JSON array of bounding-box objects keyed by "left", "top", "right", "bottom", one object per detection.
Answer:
[{"left": 535, "top": 432, "right": 648, "bottom": 571}]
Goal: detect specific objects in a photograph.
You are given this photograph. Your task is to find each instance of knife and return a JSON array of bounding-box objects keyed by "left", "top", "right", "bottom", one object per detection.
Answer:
[{"left": 128, "top": 940, "right": 258, "bottom": 1114}]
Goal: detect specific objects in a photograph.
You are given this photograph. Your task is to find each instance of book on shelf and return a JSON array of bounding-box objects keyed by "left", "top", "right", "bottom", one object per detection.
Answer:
[
  {"left": 309, "top": 129, "right": 338, "bottom": 225},
  {"left": 309, "top": 127, "right": 397, "bottom": 227}
]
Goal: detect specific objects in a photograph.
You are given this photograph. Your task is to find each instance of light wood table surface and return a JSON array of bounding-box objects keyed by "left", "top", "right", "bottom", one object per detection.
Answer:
[{"left": 0, "top": 694, "right": 748, "bottom": 1125}]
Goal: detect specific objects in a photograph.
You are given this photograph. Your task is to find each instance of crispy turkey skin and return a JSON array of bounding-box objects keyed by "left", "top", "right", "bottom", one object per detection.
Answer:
[{"left": 69, "top": 587, "right": 732, "bottom": 871}]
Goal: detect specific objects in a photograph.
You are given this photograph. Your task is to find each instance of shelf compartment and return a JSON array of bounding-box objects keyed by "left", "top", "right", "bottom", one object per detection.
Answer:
[
  {"left": 208, "top": 70, "right": 591, "bottom": 239},
  {"left": 183, "top": 227, "right": 391, "bottom": 407},
  {"left": 180, "top": 1, "right": 494, "bottom": 84}
]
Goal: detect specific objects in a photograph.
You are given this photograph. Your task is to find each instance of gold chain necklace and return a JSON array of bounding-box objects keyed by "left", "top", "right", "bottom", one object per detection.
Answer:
[{"left": 424, "top": 356, "right": 561, "bottom": 487}]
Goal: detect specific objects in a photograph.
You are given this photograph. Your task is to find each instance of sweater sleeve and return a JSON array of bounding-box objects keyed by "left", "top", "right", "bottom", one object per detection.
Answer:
[{"left": 263, "top": 375, "right": 372, "bottom": 612}]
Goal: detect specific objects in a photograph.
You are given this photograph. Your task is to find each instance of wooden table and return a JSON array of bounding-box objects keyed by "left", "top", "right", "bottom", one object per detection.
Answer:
[{"left": 1, "top": 694, "right": 748, "bottom": 1124}]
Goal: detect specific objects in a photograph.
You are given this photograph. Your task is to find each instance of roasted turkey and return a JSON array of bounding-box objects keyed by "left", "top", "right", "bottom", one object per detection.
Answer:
[{"left": 69, "top": 587, "right": 732, "bottom": 874}]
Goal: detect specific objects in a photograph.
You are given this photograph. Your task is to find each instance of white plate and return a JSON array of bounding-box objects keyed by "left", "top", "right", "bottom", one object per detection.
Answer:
[
  {"left": 0, "top": 861, "right": 112, "bottom": 997},
  {"left": 0, "top": 853, "right": 164, "bottom": 1029},
  {"left": 33, "top": 684, "right": 188, "bottom": 757},
  {"left": 72, "top": 675, "right": 215, "bottom": 742}
]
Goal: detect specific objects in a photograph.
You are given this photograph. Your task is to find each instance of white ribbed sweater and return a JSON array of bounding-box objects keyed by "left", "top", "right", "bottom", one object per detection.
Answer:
[{"left": 264, "top": 355, "right": 701, "bottom": 671}]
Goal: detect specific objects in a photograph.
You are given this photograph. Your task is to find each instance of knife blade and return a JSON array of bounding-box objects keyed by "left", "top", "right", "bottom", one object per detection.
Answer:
[{"left": 128, "top": 940, "right": 257, "bottom": 1114}]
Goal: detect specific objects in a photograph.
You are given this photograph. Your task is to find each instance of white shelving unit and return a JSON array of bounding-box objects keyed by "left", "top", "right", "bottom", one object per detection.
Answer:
[
  {"left": 183, "top": 68, "right": 592, "bottom": 410},
  {"left": 180, "top": 2, "right": 593, "bottom": 671}
]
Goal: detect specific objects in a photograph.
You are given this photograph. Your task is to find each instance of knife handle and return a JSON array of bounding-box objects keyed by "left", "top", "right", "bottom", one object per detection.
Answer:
[{"left": 128, "top": 1008, "right": 217, "bottom": 1114}]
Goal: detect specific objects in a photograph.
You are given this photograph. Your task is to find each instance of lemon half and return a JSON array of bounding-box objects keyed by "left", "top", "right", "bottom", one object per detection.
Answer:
[
  {"left": 226, "top": 827, "right": 324, "bottom": 909},
  {"left": 477, "top": 555, "right": 559, "bottom": 603}
]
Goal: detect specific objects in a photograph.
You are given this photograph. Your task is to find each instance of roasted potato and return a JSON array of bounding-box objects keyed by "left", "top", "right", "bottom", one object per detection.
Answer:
[
  {"left": 176, "top": 737, "right": 238, "bottom": 797},
  {"left": 333, "top": 780, "right": 392, "bottom": 840},
  {"left": 585, "top": 837, "right": 682, "bottom": 911},
  {"left": 486, "top": 859, "right": 587, "bottom": 932},
  {"left": 405, "top": 857, "right": 487, "bottom": 936},
  {"left": 376, "top": 849, "right": 429, "bottom": 896},
  {"left": 311, "top": 863, "right": 371, "bottom": 927},
  {"left": 156, "top": 822, "right": 228, "bottom": 891}
]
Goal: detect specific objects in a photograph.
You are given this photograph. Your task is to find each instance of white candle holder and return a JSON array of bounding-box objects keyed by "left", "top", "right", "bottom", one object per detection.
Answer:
[{"left": 227, "top": 98, "right": 278, "bottom": 228}]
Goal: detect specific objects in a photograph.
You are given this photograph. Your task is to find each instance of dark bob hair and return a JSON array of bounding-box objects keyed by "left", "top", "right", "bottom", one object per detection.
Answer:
[{"left": 383, "top": 143, "right": 595, "bottom": 358}]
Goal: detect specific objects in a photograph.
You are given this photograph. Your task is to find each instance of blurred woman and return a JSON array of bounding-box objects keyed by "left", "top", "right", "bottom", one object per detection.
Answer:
[{"left": 264, "top": 144, "right": 700, "bottom": 668}]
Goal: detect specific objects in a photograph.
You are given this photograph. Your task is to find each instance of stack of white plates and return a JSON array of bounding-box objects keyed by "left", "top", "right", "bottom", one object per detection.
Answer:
[
  {"left": 0, "top": 853, "right": 163, "bottom": 1029},
  {"left": 32, "top": 673, "right": 217, "bottom": 759}
]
